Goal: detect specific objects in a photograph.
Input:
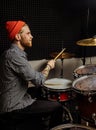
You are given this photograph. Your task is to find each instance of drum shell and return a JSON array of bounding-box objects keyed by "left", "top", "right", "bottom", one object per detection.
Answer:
[
  {"left": 42, "top": 87, "right": 72, "bottom": 102},
  {"left": 76, "top": 93, "right": 96, "bottom": 122}
]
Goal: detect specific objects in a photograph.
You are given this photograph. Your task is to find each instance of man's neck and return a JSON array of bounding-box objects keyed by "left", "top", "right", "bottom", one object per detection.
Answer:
[{"left": 13, "top": 41, "right": 25, "bottom": 50}]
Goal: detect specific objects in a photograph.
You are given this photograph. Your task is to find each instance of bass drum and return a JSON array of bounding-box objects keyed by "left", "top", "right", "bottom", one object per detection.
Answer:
[
  {"left": 72, "top": 75, "right": 96, "bottom": 123},
  {"left": 73, "top": 64, "right": 96, "bottom": 78},
  {"left": 50, "top": 123, "right": 96, "bottom": 130},
  {"left": 42, "top": 78, "right": 72, "bottom": 102}
]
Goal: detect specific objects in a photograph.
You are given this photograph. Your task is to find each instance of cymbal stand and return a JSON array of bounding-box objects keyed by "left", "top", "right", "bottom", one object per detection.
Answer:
[
  {"left": 60, "top": 58, "right": 64, "bottom": 78},
  {"left": 81, "top": 8, "right": 90, "bottom": 65},
  {"left": 81, "top": 46, "right": 86, "bottom": 65},
  {"left": 60, "top": 42, "right": 64, "bottom": 78}
]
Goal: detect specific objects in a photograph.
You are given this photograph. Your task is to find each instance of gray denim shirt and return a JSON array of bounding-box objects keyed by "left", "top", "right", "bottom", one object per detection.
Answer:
[{"left": 0, "top": 44, "right": 46, "bottom": 113}]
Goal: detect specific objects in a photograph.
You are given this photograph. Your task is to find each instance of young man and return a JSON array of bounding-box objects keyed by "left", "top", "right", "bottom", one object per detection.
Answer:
[{"left": 0, "top": 20, "right": 63, "bottom": 130}]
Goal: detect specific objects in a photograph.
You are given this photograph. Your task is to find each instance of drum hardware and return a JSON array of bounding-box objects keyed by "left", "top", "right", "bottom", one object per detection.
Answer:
[
  {"left": 62, "top": 106, "right": 73, "bottom": 123},
  {"left": 76, "top": 7, "right": 94, "bottom": 65},
  {"left": 92, "top": 113, "right": 96, "bottom": 125},
  {"left": 88, "top": 96, "right": 93, "bottom": 103},
  {"left": 50, "top": 51, "right": 75, "bottom": 78},
  {"left": 60, "top": 58, "right": 64, "bottom": 78},
  {"left": 86, "top": 122, "right": 89, "bottom": 127},
  {"left": 51, "top": 48, "right": 67, "bottom": 78},
  {"left": 92, "top": 113, "right": 96, "bottom": 126}
]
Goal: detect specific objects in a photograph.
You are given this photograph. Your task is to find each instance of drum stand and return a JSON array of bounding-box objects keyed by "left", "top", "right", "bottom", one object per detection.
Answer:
[
  {"left": 62, "top": 105, "right": 73, "bottom": 123},
  {"left": 60, "top": 58, "right": 75, "bottom": 123}
]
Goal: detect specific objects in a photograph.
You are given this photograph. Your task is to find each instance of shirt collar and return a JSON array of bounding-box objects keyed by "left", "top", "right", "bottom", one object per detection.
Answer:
[{"left": 11, "top": 44, "right": 27, "bottom": 58}]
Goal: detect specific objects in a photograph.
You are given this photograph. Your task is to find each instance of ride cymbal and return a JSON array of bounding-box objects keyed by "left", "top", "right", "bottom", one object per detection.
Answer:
[
  {"left": 50, "top": 52, "right": 75, "bottom": 59},
  {"left": 77, "top": 38, "right": 96, "bottom": 46}
]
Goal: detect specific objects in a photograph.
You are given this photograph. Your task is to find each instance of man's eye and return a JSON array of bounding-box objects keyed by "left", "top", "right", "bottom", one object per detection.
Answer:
[{"left": 27, "top": 32, "right": 31, "bottom": 35}]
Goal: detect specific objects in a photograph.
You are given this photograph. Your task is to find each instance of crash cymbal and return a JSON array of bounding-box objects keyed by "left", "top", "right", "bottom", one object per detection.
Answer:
[
  {"left": 50, "top": 52, "right": 75, "bottom": 59},
  {"left": 77, "top": 38, "right": 96, "bottom": 46}
]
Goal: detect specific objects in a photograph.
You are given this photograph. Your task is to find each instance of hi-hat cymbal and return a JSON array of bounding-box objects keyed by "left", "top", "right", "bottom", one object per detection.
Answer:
[
  {"left": 77, "top": 38, "right": 96, "bottom": 46},
  {"left": 50, "top": 52, "right": 75, "bottom": 59}
]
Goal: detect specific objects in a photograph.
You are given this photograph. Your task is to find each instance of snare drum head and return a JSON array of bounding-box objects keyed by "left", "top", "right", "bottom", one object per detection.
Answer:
[
  {"left": 72, "top": 75, "right": 96, "bottom": 92},
  {"left": 44, "top": 78, "right": 72, "bottom": 90},
  {"left": 74, "top": 64, "right": 96, "bottom": 75}
]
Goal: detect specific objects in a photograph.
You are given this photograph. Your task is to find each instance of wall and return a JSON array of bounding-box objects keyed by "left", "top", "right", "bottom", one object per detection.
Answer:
[
  {"left": 0, "top": 0, "right": 96, "bottom": 59},
  {"left": 29, "top": 56, "right": 96, "bottom": 82}
]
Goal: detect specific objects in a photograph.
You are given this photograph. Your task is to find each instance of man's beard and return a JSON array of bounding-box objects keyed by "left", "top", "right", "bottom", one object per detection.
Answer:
[{"left": 21, "top": 40, "right": 32, "bottom": 48}]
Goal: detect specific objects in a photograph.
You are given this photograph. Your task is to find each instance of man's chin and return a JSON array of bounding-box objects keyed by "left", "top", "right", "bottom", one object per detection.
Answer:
[
  {"left": 29, "top": 44, "right": 32, "bottom": 47},
  {"left": 28, "top": 42, "right": 32, "bottom": 47}
]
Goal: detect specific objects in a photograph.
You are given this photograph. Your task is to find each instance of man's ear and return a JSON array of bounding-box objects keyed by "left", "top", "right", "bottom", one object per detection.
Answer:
[{"left": 15, "top": 34, "right": 21, "bottom": 40}]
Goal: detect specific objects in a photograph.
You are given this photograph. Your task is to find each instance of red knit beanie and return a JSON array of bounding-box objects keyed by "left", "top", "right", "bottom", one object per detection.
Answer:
[{"left": 5, "top": 20, "right": 25, "bottom": 40}]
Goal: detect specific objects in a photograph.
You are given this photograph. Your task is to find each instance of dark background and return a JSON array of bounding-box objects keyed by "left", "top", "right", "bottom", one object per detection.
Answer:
[{"left": 0, "top": 0, "right": 96, "bottom": 60}]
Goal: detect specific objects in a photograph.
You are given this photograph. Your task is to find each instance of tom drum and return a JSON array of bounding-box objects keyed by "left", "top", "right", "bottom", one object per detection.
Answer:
[
  {"left": 72, "top": 75, "right": 96, "bottom": 123},
  {"left": 73, "top": 64, "right": 96, "bottom": 78}
]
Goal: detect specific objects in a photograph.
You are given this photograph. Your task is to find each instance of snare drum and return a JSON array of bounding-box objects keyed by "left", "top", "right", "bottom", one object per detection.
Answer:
[
  {"left": 73, "top": 64, "right": 96, "bottom": 78},
  {"left": 42, "top": 78, "right": 72, "bottom": 102},
  {"left": 72, "top": 75, "right": 96, "bottom": 123},
  {"left": 50, "top": 123, "right": 96, "bottom": 130}
]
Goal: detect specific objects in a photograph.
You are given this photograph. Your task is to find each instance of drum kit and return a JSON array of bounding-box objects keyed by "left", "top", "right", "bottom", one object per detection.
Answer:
[
  {"left": 42, "top": 37, "right": 96, "bottom": 129},
  {"left": 73, "top": 37, "right": 96, "bottom": 127}
]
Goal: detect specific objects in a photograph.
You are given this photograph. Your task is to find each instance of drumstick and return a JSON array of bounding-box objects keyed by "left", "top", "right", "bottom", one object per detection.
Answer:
[{"left": 54, "top": 48, "right": 66, "bottom": 61}]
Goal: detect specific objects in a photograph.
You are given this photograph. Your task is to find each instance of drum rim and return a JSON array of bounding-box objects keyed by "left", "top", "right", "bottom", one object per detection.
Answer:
[
  {"left": 44, "top": 78, "right": 72, "bottom": 83},
  {"left": 73, "top": 64, "right": 96, "bottom": 75},
  {"left": 50, "top": 123, "right": 96, "bottom": 130},
  {"left": 74, "top": 64, "right": 96, "bottom": 71},
  {"left": 72, "top": 75, "right": 96, "bottom": 95}
]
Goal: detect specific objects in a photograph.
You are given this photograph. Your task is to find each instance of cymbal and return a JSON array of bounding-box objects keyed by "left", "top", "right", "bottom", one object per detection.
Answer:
[
  {"left": 77, "top": 38, "right": 96, "bottom": 46},
  {"left": 50, "top": 52, "right": 75, "bottom": 59}
]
